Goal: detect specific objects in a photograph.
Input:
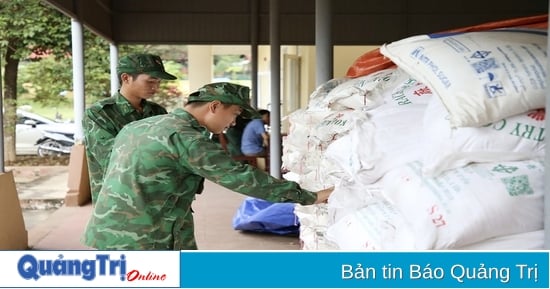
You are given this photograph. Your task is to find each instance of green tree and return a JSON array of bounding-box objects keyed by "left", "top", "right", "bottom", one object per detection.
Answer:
[
  {"left": 0, "top": 0, "right": 71, "bottom": 162},
  {"left": 0, "top": 0, "right": 187, "bottom": 163},
  {"left": 19, "top": 31, "right": 112, "bottom": 107},
  {"left": 20, "top": 40, "right": 187, "bottom": 112},
  {"left": 20, "top": 56, "right": 73, "bottom": 107}
]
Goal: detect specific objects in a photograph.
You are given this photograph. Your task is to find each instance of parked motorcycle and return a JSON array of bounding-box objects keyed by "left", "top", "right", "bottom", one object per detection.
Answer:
[{"left": 36, "top": 130, "right": 75, "bottom": 157}]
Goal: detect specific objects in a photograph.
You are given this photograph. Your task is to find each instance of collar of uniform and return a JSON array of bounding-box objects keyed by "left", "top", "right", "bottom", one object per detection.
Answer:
[
  {"left": 171, "top": 108, "right": 209, "bottom": 135},
  {"left": 114, "top": 92, "right": 147, "bottom": 115}
]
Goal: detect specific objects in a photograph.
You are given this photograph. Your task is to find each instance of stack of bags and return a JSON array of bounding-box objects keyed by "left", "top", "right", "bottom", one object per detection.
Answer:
[{"left": 285, "top": 28, "right": 547, "bottom": 250}]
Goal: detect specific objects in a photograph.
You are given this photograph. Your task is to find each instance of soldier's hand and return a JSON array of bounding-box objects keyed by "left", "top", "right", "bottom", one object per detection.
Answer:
[{"left": 314, "top": 187, "right": 334, "bottom": 204}]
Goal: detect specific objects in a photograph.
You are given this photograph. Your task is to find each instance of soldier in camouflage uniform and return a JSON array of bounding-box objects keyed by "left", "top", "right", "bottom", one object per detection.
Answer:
[
  {"left": 83, "top": 82, "right": 333, "bottom": 250},
  {"left": 83, "top": 53, "right": 177, "bottom": 205}
]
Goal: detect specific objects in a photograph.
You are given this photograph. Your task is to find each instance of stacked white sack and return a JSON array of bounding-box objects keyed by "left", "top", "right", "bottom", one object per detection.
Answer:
[
  {"left": 422, "top": 96, "right": 545, "bottom": 177},
  {"left": 325, "top": 159, "right": 545, "bottom": 250},
  {"left": 282, "top": 109, "right": 368, "bottom": 191},
  {"left": 379, "top": 29, "right": 547, "bottom": 128},
  {"left": 288, "top": 68, "right": 438, "bottom": 249},
  {"left": 292, "top": 52, "right": 545, "bottom": 250}
]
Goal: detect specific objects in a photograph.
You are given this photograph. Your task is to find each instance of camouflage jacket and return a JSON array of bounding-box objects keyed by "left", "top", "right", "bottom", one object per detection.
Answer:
[
  {"left": 83, "top": 108, "right": 317, "bottom": 250},
  {"left": 82, "top": 92, "right": 167, "bottom": 204}
]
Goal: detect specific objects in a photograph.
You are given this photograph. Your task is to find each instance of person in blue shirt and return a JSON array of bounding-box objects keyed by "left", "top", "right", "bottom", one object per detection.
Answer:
[
  {"left": 223, "top": 115, "right": 251, "bottom": 156},
  {"left": 241, "top": 109, "right": 270, "bottom": 156}
]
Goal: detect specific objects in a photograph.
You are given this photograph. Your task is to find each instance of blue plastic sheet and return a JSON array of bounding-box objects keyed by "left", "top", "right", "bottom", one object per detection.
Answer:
[{"left": 232, "top": 197, "right": 300, "bottom": 235}]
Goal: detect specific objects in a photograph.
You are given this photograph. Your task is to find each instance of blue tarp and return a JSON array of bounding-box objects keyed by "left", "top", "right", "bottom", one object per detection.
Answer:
[{"left": 232, "top": 197, "right": 300, "bottom": 235}]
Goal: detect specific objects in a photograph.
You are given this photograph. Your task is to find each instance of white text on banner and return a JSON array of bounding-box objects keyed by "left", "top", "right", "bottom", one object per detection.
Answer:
[{"left": 180, "top": 251, "right": 549, "bottom": 288}]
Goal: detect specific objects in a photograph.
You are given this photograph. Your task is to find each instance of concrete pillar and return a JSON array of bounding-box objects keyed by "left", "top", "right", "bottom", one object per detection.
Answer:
[
  {"left": 257, "top": 46, "right": 271, "bottom": 109},
  {"left": 269, "top": 0, "right": 282, "bottom": 178},
  {"left": 188, "top": 45, "right": 213, "bottom": 92},
  {"left": 65, "top": 19, "right": 90, "bottom": 206},
  {"left": 250, "top": 0, "right": 259, "bottom": 108},
  {"left": 71, "top": 19, "right": 85, "bottom": 142},
  {"left": 110, "top": 44, "right": 119, "bottom": 96},
  {"left": 315, "top": 0, "right": 333, "bottom": 86}
]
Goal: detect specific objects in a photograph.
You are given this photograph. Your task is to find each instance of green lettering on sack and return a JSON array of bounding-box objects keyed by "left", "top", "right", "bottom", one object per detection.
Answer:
[{"left": 510, "top": 123, "right": 545, "bottom": 142}]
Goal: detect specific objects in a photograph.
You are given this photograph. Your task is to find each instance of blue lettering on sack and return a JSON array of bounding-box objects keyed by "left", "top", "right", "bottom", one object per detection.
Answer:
[{"left": 410, "top": 47, "right": 451, "bottom": 88}]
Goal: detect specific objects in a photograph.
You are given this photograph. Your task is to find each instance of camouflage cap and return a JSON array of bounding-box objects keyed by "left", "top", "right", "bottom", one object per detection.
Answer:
[
  {"left": 117, "top": 53, "right": 177, "bottom": 80},
  {"left": 187, "top": 82, "right": 260, "bottom": 119}
]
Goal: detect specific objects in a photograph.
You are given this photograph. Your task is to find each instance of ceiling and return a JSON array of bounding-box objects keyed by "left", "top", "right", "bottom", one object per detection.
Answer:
[{"left": 44, "top": 0, "right": 548, "bottom": 46}]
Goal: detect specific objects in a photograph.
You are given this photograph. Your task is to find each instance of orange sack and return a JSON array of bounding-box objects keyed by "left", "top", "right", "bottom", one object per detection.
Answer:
[{"left": 346, "top": 14, "right": 549, "bottom": 78}]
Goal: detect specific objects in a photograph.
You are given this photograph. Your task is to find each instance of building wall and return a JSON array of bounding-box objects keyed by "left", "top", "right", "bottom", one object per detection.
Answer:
[{"left": 185, "top": 44, "right": 377, "bottom": 132}]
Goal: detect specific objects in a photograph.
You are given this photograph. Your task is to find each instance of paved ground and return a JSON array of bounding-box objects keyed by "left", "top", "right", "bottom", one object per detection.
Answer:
[
  {"left": 7, "top": 165, "right": 66, "bottom": 229},
  {"left": 5, "top": 164, "right": 303, "bottom": 250}
]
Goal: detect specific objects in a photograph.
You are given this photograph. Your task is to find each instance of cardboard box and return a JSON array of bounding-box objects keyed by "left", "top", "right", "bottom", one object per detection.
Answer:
[{"left": 0, "top": 171, "right": 28, "bottom": 249}]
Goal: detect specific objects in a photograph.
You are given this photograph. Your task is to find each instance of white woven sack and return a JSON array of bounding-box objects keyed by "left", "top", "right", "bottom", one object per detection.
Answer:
[
  {"left": 378, "top": 69, "right": 434, "bottom": 107},
  {"left": 326, "top": 180, "right": 382, "bottom": 223},
  {"left": 422, "top": 96, "right": 546, "bottom": 176},
  {"left": 282, "top": 109, "right": 333, "bottom": 173},
  {"left": 324, "top": 68, "right": 434, "bottom": 111},
  {"left": 323, "top": 68, "right": 401, "bottom": 110},
  {"left": 380, "top": 29, "right": 547, "bottom": 127},
  {"left": 308, "top": 77, "right": 349, "bottom": 111},
  {"left": 298, "top": 162, "right": 340, "bottom": 191},
  {"left": 325, "top": 103, "right": 426, "bottom": 185},
  {"left": 381, "top": 159, "right": 544, "bottom": 249},
  {"left": 283, "top": 109, "right": 364, "bottom": 189},
  {"left": 324, "top": 119, "right": 376, "bottom": 182},
  {"left": 325, "top": 196, "right": 417, "bottom": 250},
  {"left": 309, "top": 109, "right": 368, "bottom": 149},
  {"left": 456, "top": 230, "right": 544, "bottom": 250},
  {"left": 294, "top": 204, "right": 339, "bottom": 250}
]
